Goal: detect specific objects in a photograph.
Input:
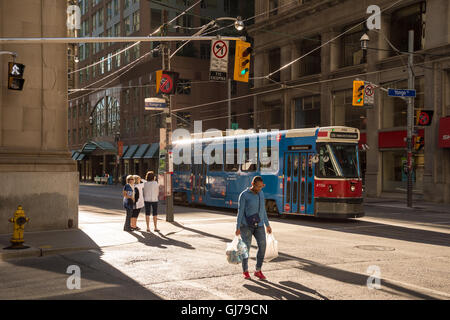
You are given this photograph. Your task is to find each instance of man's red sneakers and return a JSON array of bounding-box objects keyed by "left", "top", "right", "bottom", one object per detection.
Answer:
[
  {"left": 254, "top": 270, "right": 267, "bottom": 280},
  {"left": 243, "top": 271, "right": 251, "bottom": 279}
]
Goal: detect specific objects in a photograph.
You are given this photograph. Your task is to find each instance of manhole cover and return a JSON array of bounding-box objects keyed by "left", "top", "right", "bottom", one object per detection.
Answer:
[{"left": 355, "top": 245, "right": 395, "bottom": 251}]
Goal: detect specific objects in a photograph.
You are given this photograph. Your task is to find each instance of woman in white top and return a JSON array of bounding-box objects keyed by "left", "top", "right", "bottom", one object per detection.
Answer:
[
  {"left": 143, "top": 171, "right": 160, "bottom": 232},
  {"left": 130, "top": 175, "right": 146, "bottom": 231}
]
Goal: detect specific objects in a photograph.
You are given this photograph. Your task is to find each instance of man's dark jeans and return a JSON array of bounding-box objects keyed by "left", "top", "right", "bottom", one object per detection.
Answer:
[{"left": 240, "top": 225, "right": 266, "bottom": 272}]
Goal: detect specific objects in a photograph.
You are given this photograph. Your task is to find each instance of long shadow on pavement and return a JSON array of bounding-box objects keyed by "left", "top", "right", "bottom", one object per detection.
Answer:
[
  {"left": 126, "top": 230, "right": 195, "bottom": 250},
  {"left": 169, "top": 221, "right": 442, "bottom": 299},
  {"left": 243, "top": 280, "right": 329, "bottom": 300}
]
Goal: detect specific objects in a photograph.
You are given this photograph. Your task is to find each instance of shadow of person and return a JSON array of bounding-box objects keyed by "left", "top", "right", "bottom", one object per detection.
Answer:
[
  {"left": 127, "top": 230, "right": 195, "bottom": 250},
  {"left": 243, "top": 280, "right": 319, "bottom": 300},
  {"left": 279, "top": 280, "right": 329, "bottom": 300}
]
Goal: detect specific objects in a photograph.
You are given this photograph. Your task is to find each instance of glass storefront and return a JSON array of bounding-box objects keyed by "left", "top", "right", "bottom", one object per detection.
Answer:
[{"left": 382, "top": 150, "right": 424, "bottom": 193}]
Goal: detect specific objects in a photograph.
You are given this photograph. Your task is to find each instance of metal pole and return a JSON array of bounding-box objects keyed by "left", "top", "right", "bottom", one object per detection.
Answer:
[
  {"left": 407, "top": 30, "right": 414, "bottom": 208},
  {"left": 161, "top": 15, "right": 174, "bottom": 222},
  {"left": 228, "top": 78, "right": 231, "bottom": 129}
]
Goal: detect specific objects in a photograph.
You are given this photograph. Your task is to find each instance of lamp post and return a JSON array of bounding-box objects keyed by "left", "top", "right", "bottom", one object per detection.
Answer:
[
  {"left": 114, "top": 131, "right": 121, "bottom": 184},
  {"left": 360, "top": 33, "right": 369, "bottom": 64}
]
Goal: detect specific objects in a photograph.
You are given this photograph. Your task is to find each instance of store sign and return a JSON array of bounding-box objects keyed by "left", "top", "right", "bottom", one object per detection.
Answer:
[
  {"left": 379, "top": 130, "right": 424, "bottom": 149},
  {"left": 438, "top": 117, "right": 450, "bottom": 148}
]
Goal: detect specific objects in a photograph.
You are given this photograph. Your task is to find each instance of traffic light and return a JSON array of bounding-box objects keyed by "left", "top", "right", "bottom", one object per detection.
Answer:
[
  {"left": 352, "top": 80, "right": 365, "bottom": 106},
  {"left": 414, "top": 136, "right": 424, "bottom": 151},
  {"left": 8, "top": 62, "right": 25, "bottom": 91},
  {"left": 415, "top": 110, "right": 433, "bottom": 126},
  {"left": 234, "top": 40, "right": 252, "bottom": 83}
]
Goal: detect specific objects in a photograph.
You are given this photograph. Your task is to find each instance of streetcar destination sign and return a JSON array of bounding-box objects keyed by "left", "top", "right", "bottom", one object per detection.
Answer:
[
  {"left": 330, "top": 132, "right": 359, "bottom": 139},
  {"left": 388, "top": 89, "right": 416, "bottom": 97}
]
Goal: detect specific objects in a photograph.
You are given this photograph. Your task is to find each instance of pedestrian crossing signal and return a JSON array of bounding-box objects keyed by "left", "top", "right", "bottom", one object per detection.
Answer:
[
  {"left": 352, "top": 80, "right": 365, "bottom": 106},
  {"left": 8, "top": 62, "right": 25, "bottom": 91},
  {"left": 234, "top": 40, "right": 252, "bottom": 83}
]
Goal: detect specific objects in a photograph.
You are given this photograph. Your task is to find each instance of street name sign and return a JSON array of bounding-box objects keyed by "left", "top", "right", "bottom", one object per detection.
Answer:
[
  {"left": 388, "top": 89, "right": 416, "bottom": 97},
  {"left": 145, "top": 97, "right": 167, "bottom": 111}
]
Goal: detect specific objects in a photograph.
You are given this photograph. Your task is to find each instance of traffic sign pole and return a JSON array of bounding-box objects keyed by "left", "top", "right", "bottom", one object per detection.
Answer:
[{"left": 407, "top": 30, "right": 414, "bottom": 208}]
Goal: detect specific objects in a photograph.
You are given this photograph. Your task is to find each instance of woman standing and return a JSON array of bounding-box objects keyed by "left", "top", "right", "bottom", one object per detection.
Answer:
[
  {"left": 131, "top": 175, "right": 145, "bottom": 231},
  {"left": 123, "top": 175, "right": 135, "bottom": 232},
  {"left": 143, "top": 171, "right": 160, "bottom": 232}
]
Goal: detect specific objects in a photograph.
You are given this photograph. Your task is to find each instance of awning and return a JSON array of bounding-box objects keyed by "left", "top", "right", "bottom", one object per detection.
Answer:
[
  {"left": 72, "top": 151, "right": 80, "bottom": 160},
  {"left": 122, "top": 144, "right": 139, "bottom": 159},
  {"left": 132, "top": 144, "right": 150, "bottom": 159},
  {"left": 80, "top": 140, "right": 117, "bottom": 154},
  {"left": 76, "top": 153, "right": 86, "bottom": 161},
  {"left": 143, "top": 143, "right": 159, "bottom": 159},
  {"left": 121, "top": 145, "right": 129, "bottom": 157}
]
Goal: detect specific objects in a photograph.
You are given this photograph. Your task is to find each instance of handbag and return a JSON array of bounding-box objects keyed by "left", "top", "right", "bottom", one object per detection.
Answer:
[{"left": 245, "top": 192, "right": 261, "bottom": 228}]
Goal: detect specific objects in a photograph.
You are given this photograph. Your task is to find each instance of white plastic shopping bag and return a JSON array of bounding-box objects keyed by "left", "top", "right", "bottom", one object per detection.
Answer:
[
  {"left": 226, "top": 235, "right": 248, "bottom": 264},
  {"left": 264, "top": 233, "right": 278, "bottom": 262}
]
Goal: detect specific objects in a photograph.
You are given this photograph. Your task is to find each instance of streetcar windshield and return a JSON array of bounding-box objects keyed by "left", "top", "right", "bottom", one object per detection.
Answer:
[{"left": 317, "top": 143, "right": 360, "bottom": 178}]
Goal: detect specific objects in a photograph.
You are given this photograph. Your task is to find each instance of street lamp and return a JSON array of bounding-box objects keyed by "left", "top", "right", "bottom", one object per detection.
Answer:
[
  {"left": 360, "top": 33, "right": 369, "bottom": 64},
  {"left": 234, "top": 16, "right": 245, "bottom": 31}
]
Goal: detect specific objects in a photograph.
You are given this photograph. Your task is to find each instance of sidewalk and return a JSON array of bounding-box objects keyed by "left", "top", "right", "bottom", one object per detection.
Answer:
[
  {"left": 0, "top": 213, "right": 182, "bottom": 262},
  {"left": 364, "top": 196, "right": 450, "bottom": 214}
]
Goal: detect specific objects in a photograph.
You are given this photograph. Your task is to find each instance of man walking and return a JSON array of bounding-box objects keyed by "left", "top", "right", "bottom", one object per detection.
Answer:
[{"left": 236, "top": 176, "right": 272, "bottom": 280}]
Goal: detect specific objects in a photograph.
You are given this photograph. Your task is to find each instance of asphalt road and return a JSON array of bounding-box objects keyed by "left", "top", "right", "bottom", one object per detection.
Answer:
[{"left": 0, "top": 184, "right": 449, "bottom": 301}]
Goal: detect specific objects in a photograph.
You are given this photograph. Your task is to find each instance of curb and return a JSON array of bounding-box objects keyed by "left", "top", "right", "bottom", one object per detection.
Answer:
[{"left": 0, "top": 246, "right": 97, "bottom": 261}]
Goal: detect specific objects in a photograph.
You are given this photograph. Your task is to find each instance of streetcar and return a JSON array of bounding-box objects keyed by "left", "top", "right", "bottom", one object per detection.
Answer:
[{"left": 172, "top": 126, "right": 364, "bottom": 218}]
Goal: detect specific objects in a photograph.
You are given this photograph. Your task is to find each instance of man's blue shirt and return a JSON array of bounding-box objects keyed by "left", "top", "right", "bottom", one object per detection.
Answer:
[{"left": 236, "top": 187, "right": 270, "bottom": 230}]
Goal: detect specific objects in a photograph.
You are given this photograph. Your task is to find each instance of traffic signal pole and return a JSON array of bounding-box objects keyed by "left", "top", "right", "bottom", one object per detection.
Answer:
[
  {"left": 407, "top": 30, "right": 414, "bottom": 208},
  {"left": 161, "top": 18, "right": 174, "bottom": 223}
]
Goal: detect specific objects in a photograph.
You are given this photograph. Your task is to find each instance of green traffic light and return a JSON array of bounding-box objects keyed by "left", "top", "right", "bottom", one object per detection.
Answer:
[{"left": 240, "top": 68, "right": 249, "bottom": 75}]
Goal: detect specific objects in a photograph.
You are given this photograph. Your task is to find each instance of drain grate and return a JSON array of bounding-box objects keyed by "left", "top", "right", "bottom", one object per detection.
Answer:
[{"left": 355, "top": 245, "right": 395, "bottom": 251}]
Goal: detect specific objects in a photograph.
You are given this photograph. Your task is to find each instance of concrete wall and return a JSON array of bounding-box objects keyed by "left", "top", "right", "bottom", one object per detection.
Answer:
[{"left": 0, "top": 0, "right": 79, "bottom": 233}]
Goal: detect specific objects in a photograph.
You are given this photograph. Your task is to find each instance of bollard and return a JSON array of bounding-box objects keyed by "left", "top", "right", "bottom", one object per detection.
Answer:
[{"left": 4, "top": 205, "right": 30, "bottom": 250}]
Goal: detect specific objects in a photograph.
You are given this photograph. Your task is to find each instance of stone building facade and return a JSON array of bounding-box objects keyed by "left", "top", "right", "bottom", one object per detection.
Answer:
[{"left": 249, "top": 0, "right": 450, "bottom": 203}]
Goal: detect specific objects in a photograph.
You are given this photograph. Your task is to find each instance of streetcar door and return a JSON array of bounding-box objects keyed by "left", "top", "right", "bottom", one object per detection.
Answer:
[
  {"left": 192, "top": 162, "right": 206, "bottom": 202},
  {"left": 302, "top": 153, "right": 315, "bottom": 215},
  {"left": 283, "top": 152, "right": 300, "bottom": 213}
]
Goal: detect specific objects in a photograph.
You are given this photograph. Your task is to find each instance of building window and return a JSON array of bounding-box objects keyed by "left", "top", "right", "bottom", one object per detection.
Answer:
[
  {"left": 268, "top": 48, "right": 281, "bottom": 82},
  {"left": 107, "top": 1, "right": 113, "bottom": 22},
  {"left": 125, "top": 89, "right": 130, "bottom": 105},
  {"left": 124, "top": 16, "right": 132, "bottom": 35},
  {"left": 298, "top": 35, "right": 321, "bottom": 77},
  {"left": 133, "top": 44, "right": 140, "bottom": 59},
  {"left": 341, "top": 24, "right": 364, "bottom": 67},
  {"left": 390, "top": 2, "right": 426, "bottom": 54},
  {"left": 382, "top": 77, "right": 424, "bottom": 128},
  {"left": 124, "top": 0, "right": 130, "bottom": 10},
  {"left": 107, "top": 96, "right": 120, "bottom": 136},
  {"left": 151, "top": 9, "right": 161, "bottom": 29},
  {"left": 124, "top": 49, "right": 130, "bottom": 63},
  {"left": 114, "top": 22, "right": 121, "bottom": 37},
  {"left": 100, "top": 57, "right": 105, "bottom": 74},
  {"left": 269, "top": 0, "right": 278, "bottom": 17},
  {"left": 260, "top": 104, "right": 282, "bottom": 129},
  {"left": 382, "top": 150, "right": 423, "bottom": 193},
  {"left": 200, "top": 43, "right": 211, "bottom": 60},
  {"left": 133, "top": 11, "right": 140, "bottom": 32},
  {"left": 113, "top": 0, "right": 119, "bottom": 16},
  {"left": 107, "top": 53, "right": 112, "bottom": 72},
  {"left": 115, "top": 50, "right": 121, "bottom": 68},
  {"left": 295, "top": 96, "right": 321, "bottom": 128},
  {"left": 333, "top": 90, "right": 366, "bottom": 130}
]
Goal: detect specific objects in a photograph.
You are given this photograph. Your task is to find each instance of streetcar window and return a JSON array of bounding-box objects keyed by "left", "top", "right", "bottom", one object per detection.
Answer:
[
  {"left": 225, "top": 147, "right": 239, "bottom": 172},
  {"left": 208, "top": 148, "right": 223, "bottom": 171},
  {"left": 241, "top": 148, "right": 257, "bottom": 172},
  {"left": 330, "top": 144, "right": 359, "bottom": 178},
  {"left": 293, "top": 181, "right": 298, "bottom": 204},
  {"left": 308, "top": 155, "right": 313, "bottom": 177},
  {"left": 301, "top": 155, "right": 306, "bottom": 178},
  {"left": 294, "top": 155, "right": 299, "bottom": 177},
  {"left": 308, "top": 182, "right": 312, "bottom": 204},
  {"left": 301, "top": 181, "right": 305, "bottom": 204},
  {"left": 316, "top": 144, "right": 339, "bottom": 178}
]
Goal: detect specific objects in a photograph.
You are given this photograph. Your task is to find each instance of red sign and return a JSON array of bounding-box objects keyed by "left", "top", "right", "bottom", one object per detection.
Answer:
[
  {"left": 118, "top": 141, "right": 123, "bottom": 156},
  {"left": 213, "top": 40, "right": 228, "bottom": 59},
  {"left": 379, "top": 130, "right": 424, "bottom": 149},
  {"left": 438, "top": 117, "right": 450, "bottom": 148}
]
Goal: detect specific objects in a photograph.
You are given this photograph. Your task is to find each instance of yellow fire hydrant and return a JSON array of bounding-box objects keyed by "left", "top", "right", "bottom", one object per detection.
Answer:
[{"left": 7, "top": 205, "right": 30, "bottom": 249}]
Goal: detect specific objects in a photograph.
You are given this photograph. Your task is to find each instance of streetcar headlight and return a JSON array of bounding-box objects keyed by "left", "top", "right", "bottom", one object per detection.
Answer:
[
  {"left": 351, "top": 185, "right": 356, "bottom": 192},
  {"left": 328, "top": 186, "right": 333, "bottom": 193}
]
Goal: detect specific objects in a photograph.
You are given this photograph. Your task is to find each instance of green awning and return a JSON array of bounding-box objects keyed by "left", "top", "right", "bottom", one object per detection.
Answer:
[
  {"left": 121, "top": 145, "right": 129, "bottom": 158},
  {"left": 132, "top": 144, "right": 150, "bottom": 159},
  {"left": 76, "top": 153, "right": 86, "bottom": 161},
  {"left": 143, "top": 143, "right": 159, "bottom": 159},
  {"left": 72, "top": 151, "right": 80, "bottom": 160},
  {"left": 122, "top": 144, "right": 139, "bottom": 159}
]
